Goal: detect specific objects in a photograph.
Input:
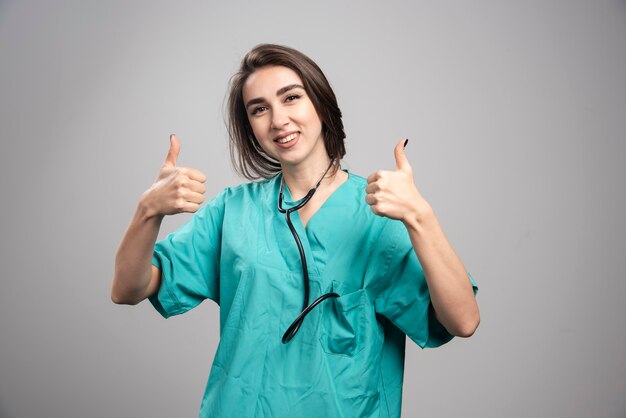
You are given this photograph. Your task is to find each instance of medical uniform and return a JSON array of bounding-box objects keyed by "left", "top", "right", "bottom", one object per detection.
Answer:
[{"left": 150, "top": 171, "right": 477, "bottom": 418}]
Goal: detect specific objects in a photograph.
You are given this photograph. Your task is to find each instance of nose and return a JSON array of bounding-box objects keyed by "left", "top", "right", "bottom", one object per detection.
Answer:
[{"left": 271, "top": 106, "right": 289, "bottom": 130}]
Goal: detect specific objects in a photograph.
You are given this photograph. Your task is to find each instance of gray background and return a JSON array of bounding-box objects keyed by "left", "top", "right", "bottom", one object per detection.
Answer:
[{"left": 1, "top": 0, "right": 625, "bottom": 417}]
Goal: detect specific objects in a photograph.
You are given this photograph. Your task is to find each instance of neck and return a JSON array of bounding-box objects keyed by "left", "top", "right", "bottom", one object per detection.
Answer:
[{"left": 282, "top": 158, "right": 336, "bottom": 200}]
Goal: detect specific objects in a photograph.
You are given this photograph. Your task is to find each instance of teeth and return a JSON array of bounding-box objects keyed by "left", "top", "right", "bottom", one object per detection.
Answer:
[{"left": 276, "top": 133, "right": 298, "bottom": 144}]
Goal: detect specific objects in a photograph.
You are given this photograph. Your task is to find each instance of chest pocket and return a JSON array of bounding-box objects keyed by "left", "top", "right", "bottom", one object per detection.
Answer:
[{"left": 318, "top": 286, "right": 368, "bottom": 357}]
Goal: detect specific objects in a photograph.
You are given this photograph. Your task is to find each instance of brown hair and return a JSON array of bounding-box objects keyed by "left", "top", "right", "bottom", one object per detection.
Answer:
[{"left": 227, "top": 44, "right": 346, "bottom": 180}]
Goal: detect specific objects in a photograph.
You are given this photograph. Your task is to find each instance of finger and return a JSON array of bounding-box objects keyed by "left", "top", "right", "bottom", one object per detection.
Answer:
[
  {"left": 366, "top": 170, "right": 384, "bottom": 184},
  {"left": 172, "top": 196, "right": 202, "bottom": 213},
  {"left": 368, "top": 204, "right": 382, "bottom": 217},
  {"left": 180, "top": 201, "right": 202, "bottom": 213},
  {"left": 365, "top": 183, "right": 379, "bottom": 194},
  {"left": 394, "top": 138, "right": 411, "bottom": 172},
  {"left": 163, "top": 134, "right": 180, "bottom": 168},
  {"left": 183, "top": 167, "right": 207, "bottom": 183},
  {"left": 186, "top": 180, "right": 206, "bottom": 194},
  {"left": 184, "top": 190, "right": 205, "bottom": 205}
]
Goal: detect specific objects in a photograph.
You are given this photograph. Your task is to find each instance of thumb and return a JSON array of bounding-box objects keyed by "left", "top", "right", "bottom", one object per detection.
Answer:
[
  {"left": 163, "top": 134, "right": 180, "bottom": 168},
  {"left": 394, "top": 138, "right": 411, "bottom": 172}
]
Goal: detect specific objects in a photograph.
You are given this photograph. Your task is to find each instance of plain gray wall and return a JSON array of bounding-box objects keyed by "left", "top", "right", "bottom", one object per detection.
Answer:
[{"left": 1, "top": 0, "right": 625, "bottom": 417}]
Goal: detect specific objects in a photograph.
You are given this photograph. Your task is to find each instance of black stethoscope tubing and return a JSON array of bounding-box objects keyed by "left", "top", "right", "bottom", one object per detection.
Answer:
[{"left": 278, "top": 162, "right": 340, "bottom": 344}]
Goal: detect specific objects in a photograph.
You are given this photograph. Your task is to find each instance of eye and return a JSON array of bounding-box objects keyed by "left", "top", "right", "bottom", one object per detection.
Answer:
[
  {"left": 251, "top": 105, "right": 268, "bottom": 115},
  {"left": 285, "top": 94, "right": 302, "bottom": 102}
]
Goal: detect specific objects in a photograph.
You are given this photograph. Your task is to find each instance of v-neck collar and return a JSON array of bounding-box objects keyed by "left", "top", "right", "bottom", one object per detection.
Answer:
[
  {"left": 280, "top": 169, "right": 351, "bottom": 232},
  {"left": 276, "top": 170, "right": 351, "bottom": 278}
]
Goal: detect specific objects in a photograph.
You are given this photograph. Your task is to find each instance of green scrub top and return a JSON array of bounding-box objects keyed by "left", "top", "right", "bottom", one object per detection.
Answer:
[{"left": 150, "top": 171, "right": 477, "bottom": 418}]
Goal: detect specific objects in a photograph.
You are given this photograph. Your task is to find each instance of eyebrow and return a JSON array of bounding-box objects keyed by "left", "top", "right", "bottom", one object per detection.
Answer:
[{"left": 245, "top": 84, "right": 305, "bottom": 110}]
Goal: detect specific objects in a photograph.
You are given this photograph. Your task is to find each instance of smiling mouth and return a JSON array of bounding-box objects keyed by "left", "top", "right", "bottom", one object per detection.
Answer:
[{"left": 275, "top": 133, "right": 298, "bottom": 144}]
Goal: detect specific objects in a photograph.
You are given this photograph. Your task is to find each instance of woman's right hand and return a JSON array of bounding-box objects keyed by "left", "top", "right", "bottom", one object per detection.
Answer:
[{"left": 141, "top": 134, "right": 207, "bottom": 218}]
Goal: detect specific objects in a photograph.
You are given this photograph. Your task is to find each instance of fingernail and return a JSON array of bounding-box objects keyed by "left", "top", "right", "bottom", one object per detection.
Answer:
[{"left": 404, "top": 139, "right": 409, "bottom": 148}]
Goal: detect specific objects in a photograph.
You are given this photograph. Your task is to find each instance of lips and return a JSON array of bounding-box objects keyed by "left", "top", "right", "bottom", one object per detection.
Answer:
[{"left": 274, "top": 132, "right": 298, "bottom": 145}]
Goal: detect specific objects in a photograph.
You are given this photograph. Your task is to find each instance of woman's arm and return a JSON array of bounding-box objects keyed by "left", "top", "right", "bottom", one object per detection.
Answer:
[
  {"left": 401, "top": 207, "right": 479, "bottom": 337},
  {"left": 365, "top": 139, "right": 479, "bottom": 337},
  {"left": 111, "top": 197, "right": 164, "bottom": 305},
  {"left": 111, "top": 135, "right": 207, "bottom": 305}
]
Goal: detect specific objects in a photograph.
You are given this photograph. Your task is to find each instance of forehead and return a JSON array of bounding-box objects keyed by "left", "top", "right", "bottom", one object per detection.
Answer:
[{"left": 242, "top": 66, "right": 303, "bottom": 102}]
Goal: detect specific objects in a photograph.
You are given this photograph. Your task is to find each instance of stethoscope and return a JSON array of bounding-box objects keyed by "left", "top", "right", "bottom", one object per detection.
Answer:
[{"left": 278, "top": 160, "right": 340, "bottom": 344}]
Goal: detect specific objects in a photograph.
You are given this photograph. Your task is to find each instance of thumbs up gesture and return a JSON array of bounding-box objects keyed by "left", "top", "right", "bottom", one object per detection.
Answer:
[
  {"left": 365, "top": 139, "right": 432, "bottom": 224},
  {"left": 142, "top": 134, "right": 207, "bottom": 218}
]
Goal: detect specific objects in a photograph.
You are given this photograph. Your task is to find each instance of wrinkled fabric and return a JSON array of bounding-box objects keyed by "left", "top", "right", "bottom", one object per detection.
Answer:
[{"left": 150, "top": 171, "right": 478, "bottom": 418}]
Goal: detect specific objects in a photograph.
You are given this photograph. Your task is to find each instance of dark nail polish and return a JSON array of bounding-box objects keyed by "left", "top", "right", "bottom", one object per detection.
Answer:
[{"left": 404, "top": 139, "right": 409, "bottom": 148}]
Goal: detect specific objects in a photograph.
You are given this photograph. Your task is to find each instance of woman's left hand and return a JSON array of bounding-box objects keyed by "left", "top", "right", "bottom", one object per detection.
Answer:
[
  {"left": 365, "top": 139, "right": 433, "bottom": 225},
  {"left": 368, "top": 139, "right": 480, "bottom": 337}
]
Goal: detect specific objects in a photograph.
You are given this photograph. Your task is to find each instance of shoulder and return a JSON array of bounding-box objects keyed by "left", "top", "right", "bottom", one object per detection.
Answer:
[
  {"left": 205, "top": 176, "right": 279, "bottom": 213},
  {"left": 214, "top": 176, "right": 278, "bottom": 201},
  {"left": 190, "top": 177, "right": 278, "bottom": 225},
  {"left": 330, "top": 170, "right": 368, "bottom": 204},
  {"left": 343, "top": 171, "right": 410, "bottom": 245},
  {"left": 336, "top": 170, "right": 396, "bottom": 236},
  {"left": 344, "top": 170, "right": 368, "bottom": 190},
  {"left": 218, "top": 176, "right": 278, "bottom": 200}
]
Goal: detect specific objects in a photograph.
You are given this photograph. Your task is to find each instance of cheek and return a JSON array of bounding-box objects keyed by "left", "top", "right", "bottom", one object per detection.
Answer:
[
  {"left": 249, "top": 123, "right": 277, "bottom": 155},
  {"left": 248, "top": 118, "right": 266, "bottom": 140},
  {"left": 302, "top": 104, "right": 323, "bottom": 129}
]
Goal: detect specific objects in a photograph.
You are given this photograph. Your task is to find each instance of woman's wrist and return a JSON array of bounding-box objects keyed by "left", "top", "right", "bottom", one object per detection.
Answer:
[
  {"left": 138, "top": 190, "right": 164, "bottom": 223},
  {"left": 402, "top": 199, "right": 435, "bottom": 234}
]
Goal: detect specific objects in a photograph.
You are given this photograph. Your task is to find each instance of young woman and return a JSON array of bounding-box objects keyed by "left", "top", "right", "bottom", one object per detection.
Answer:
[{"left": 111, "top": 44, "right": 479, "bottom": 418}]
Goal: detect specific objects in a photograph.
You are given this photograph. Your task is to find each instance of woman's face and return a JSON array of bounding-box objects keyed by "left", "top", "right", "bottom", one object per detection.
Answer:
[{"left": 242, "top": 65, "right": 327, "bottom": 169}]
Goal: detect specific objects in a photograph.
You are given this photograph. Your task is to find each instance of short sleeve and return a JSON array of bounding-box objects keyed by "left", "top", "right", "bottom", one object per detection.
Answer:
[
  {"left": 373, "top": 220, "right": 478, "bottom": 348},
  {"left": 149, "top": 192, "right": 225, "bottom": 318}
]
